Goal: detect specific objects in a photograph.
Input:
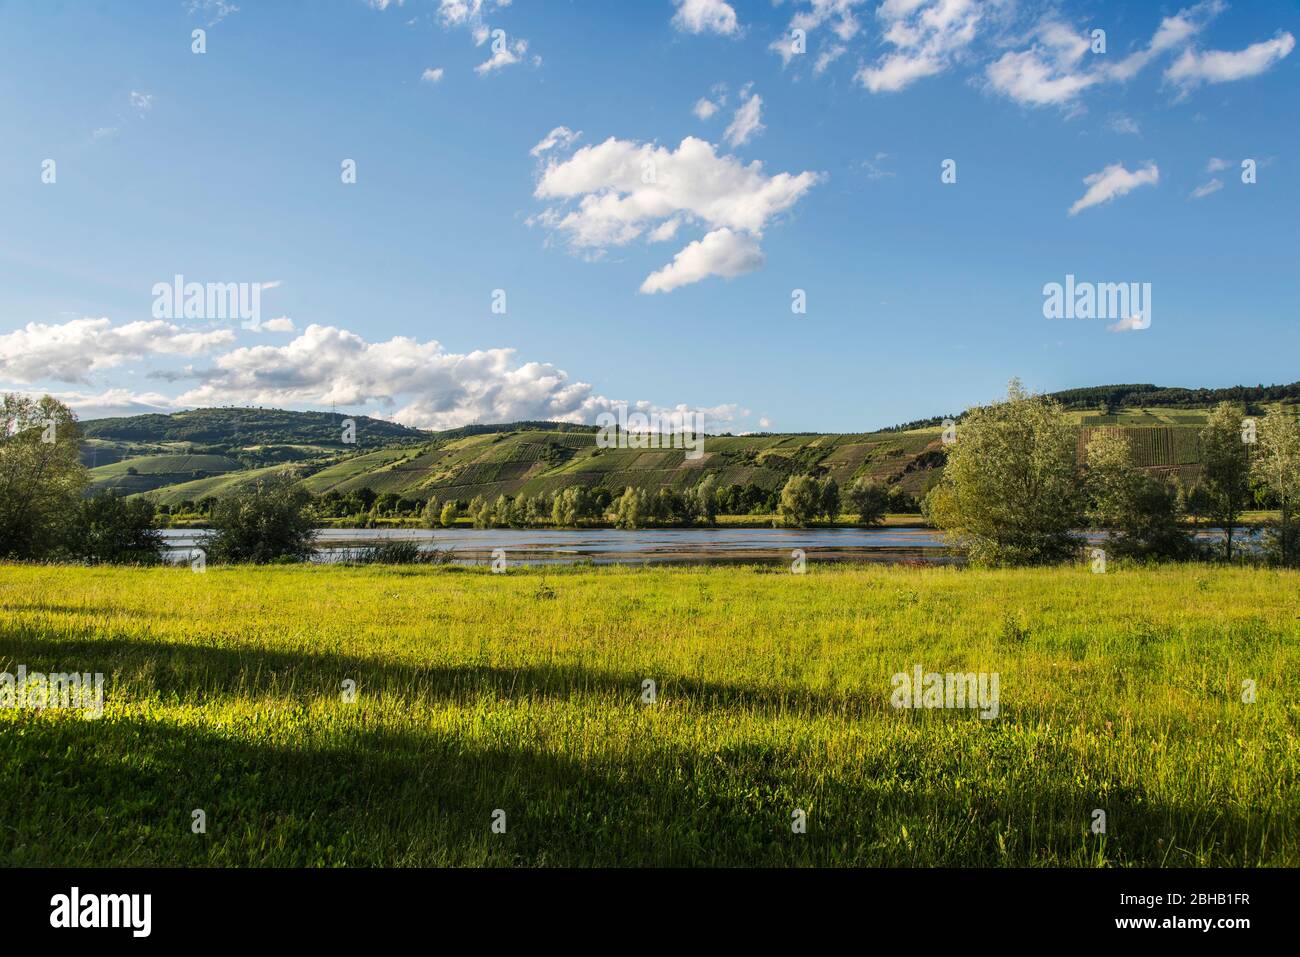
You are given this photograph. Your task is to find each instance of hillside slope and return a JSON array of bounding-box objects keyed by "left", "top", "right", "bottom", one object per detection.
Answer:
[{"left": 66, "top": 387, "right": 1298, "bottom": 506}]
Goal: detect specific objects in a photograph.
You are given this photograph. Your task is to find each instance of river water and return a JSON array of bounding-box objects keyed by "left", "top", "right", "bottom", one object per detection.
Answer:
[{"left": 159, "top": 526, "right": 1250, "bottom": 567}]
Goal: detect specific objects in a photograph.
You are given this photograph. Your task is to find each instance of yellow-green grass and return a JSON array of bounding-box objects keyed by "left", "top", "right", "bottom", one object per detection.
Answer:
[{"left": 0, "top": 563, "right": 1295, "bottom": 867}]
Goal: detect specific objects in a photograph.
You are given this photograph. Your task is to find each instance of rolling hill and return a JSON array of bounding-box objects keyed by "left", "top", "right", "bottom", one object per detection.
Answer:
[{"left": 68, "top": 384, "right": 1299, "bottom": 508}]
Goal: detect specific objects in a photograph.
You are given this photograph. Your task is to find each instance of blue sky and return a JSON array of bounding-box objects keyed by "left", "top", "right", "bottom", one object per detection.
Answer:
[{"left": 1, "top": 0, "right": 1297, "bottom": 433}]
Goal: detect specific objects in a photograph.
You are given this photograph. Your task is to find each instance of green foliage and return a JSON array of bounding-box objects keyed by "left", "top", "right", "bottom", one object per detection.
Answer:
[
  {"left": 927, "top": 380, "right": 1081, "bottom": 566},
  {"left": 847, "top": 477, "right": 890, "bottom": 526},
  {"left": 201, "top": 478, "right": 317, "bottom": 564},
  {"left": 1252, "top": 408, "right": 1300, "bottom": 565},
  {"left": 1200, "top": 402, "right": 1253, "bottom": 560},
  {"left": 70, "top": 493, "right": 164, "bottom": 565},
  {"left": 0, "top": 394, "right": 87, "bottom": 559},
  {"left": 778, "top": 475, "right": 820, "bottom": 527},
  {"left": 1084, "top": 430, "right": 1191, "bottom": 560}
]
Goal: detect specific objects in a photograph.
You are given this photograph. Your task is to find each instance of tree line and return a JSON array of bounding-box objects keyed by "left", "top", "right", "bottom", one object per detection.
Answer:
[{"left": 923, "top": 380, "right": 1299, "bottom": 567}]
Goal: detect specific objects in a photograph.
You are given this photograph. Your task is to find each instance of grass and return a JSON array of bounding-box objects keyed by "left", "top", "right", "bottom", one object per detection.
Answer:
[{"left": 0, "top": 562, "right": 1296, "bottom": 867}]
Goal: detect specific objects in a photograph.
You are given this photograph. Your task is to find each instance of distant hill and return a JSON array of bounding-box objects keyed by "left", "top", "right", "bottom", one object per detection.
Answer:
[
  {"left": 80, "top": 407, "right": 427, "bottom": 447},
  {"left": 71, "top": 386, "right": 1299, "bottom": 506}
]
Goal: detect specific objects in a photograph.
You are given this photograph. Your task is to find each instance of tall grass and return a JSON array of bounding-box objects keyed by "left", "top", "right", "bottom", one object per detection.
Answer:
[{"left": 0, "top": 562, "right": 1295, "bottom": 866}]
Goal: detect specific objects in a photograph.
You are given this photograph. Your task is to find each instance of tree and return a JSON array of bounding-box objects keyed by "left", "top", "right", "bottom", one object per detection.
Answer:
[
  {"left": 846, "top": 477, "right": 890, "bottom": 526},
  {"left": 1084, "top": 430, "right": 1190, "bottom": 559},
  {"left": 1200, "top": 402, "right": 1252, "bottom": 560},
  {"left": 778, "top": 475, "right": 820, "bottom": 527},
  {"left": 818, "top": 476, "right": 841, "bottom": 522},
  {"left": 71, "top": 493, "right": 165, "bottom": 565},
  {"left": 421, "top": 496, "right": 441, "bottom": 529},
  {"left": 201, "top": 478, "right": 317, "bottom": 564},
  {"left": 0, "top": 394, "right": 87, "bottom": 559},
  {"left": 693, "top": 475, "right": 718, "bottom": 525},
  {"left": 614, "top": 487, "right": 649, "bottom": 529},
  {"left": 925, "top": 380, "right": 1082, "bottom": 566},
  {"left": 439, "top": 501, "right": 459, "bottom": 527},
  {"left": 1252, "top": 407, "right": 1300, "bottom": 565}
]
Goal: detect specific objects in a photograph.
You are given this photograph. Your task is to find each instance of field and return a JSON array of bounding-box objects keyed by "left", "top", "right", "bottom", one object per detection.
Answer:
[{"left": 1, "top": 563, "right": 1296, "bottom": 867}]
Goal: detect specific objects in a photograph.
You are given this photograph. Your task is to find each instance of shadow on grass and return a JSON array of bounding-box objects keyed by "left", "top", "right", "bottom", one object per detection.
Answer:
[
  {"left": 0, "top": 710, "right": 1271, "bottom": 867},
  {"left": 0, "top": 632, "right": 899, "bottom": 720}
]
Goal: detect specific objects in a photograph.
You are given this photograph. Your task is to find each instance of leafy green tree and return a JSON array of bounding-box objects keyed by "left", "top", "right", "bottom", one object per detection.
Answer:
[
  {"left": 439, "top": 501, "right": 459, "bottom": 527},
  {"left": 614, "top": 487, "right": 649, "bottom": 529},
  {"left": 1084, "top": 430, "right": 1190, "bottom": 559},
  {"left": 846, "top": 477, "right": 890, "bottom": 526},
  {"left": 1200, "top": 402, "right": 1252, "bottom": 560},
  {"left": 421, "top": 496, "right": 441, "bottom": 529},
  {"left": 0, "top": 394, "right": 87, "bottom": 559},
  {"left": 925, "top": 380, "right": 1082, "bottom": 566},
  {"left": 779, "top": 474, "right": 820, "bottom": 527},
  {"left": 71, "top": 493, "right": 165, "bottom": 565},
  {"left": 818, "top": 476, "right": 841, "bottom": 522},
  {"left": 201, "top": 478, "right": 317, "bottom": 564},
  {"left": 492, "top": 494, "right": 518, "bottom": 527},
  {"left": 693, "top": 475, "right": 718, "bottom": 525},
  {"left": 1252, "top": 407, "right": 1300, "bottom": 565}
]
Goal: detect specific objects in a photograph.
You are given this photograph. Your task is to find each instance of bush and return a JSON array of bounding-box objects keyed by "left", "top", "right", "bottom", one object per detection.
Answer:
[
  {"left": 70, "top": 493, "right": 164, "bottom": 565},
  {"left": 201, "top": 479, "right": 316, "bottom": 564},
  {"left": 338, "top": 540, "right": 452, "bottom": 565}
]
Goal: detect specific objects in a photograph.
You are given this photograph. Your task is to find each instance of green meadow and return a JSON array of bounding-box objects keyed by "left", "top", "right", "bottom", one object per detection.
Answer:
[{"left": 1, "top": 562, "right": 1296, "bottom": 867}]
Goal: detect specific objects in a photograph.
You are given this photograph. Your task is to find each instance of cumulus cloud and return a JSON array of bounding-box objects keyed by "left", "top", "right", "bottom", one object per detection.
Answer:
[
  {"left": 1068, "top": 162, "right": 1159, "bottom": 215},
  {"left": 693, "top": 97, "right": 719, "bottom": 120},
  {"left": 671, "top": 0, "right": 739, "bottom": 37},
  {"left": 530, "top": 133, "right": 821, "bottom": 291},
  {"left": 260, "top": 316, "right": 297, "bottom": 333},
  {"left": 857, "top": 0, "right": 982, "bottom": 93},
  {"left": 1165, "top": 31, "right": 1295, "bottom": 90},
  {"left": 986, "top": 21, "right": 1101, "bottom": 107},
  {"left": 723, "top": 87, "right": 764, "bottom": 147},
  {"left": 0, "top": 317, "right": 234, "bottom": 384},
  {"left": 421, "top": 67, "right": 445, "bottom": 83},
  {"left": 639, "top": 228, "right": 764, "bottom": 294},
  {"left": 2, "top": 319, "right": 749, "bottom": 432}
]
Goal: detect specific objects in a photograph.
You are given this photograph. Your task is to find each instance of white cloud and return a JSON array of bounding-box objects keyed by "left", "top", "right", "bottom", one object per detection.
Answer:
[
  {"left": 531, "top": 134, "right": 821, "bottom": 290},
  {"left": 475, "top": 35, "right": 530, "bottom": 74},
  {"left": 770, "top": 0, "right": 865, "bottom": 67},
  {"left": 1107, "top": 312, "right": 1150, "bottom": 333},
  {"left": 723, "top": 88, "right": 764, "bottom": 147},
  {"left": 671, "top": 0, "right": 739, "bottom": 37},
  {"left": 693, "top": 97, "right": 720, "bottom": 120},
  {"left": 432, "top": 0, "right": 536, "bottom": 75},
  {"left": 261, "top": 316, "right": 297, "bottom": 333},
  {"left": 530, "top": 126, "right": 581, "bottom": 157},
  {"left": 4, "top": 319, "right": 752, "bottom": 431},
  {"left": 1190, "top": 178, "right": 1223, "bottom": 199},
  {"left": 185, "top": 0, "right": 239, "bottom": 27},
  {"left": 986, "top": 20, "right": 1100, "bottom": 107},
  {"left": 986, "top": 2, "right": 1232, "bottom": 108},
  {"left": 421, "top": 67, "right": 445, "bottom": 83},
  {"left": 639, "top": 228, "right": 764, "bottom": 294},
  {"left": 0, "top": 317, "right": 234, "bottom": 384},
  {"left": 129, "top": 91, "right": 155, "bottom": 115},
  {"left": 857, "top": 0, "right": 982, "bottom": 93},
  {"left": 1206, "top": 156, "right": 1230, "bottom": 172},
  {"left": 1107, "top": 113, "right": 1141, "bottom": 135},
  {"left": 1068, "top": 162, "right": 1159, "bottom": 215},
  {"left": 1165, "top": 31, "right": 1295, "bottom": 90}
]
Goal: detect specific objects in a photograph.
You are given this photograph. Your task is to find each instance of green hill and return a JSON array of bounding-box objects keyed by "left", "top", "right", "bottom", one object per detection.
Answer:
[{"left": 69, "top": 386, "right": 1299, "bottom": 508}]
